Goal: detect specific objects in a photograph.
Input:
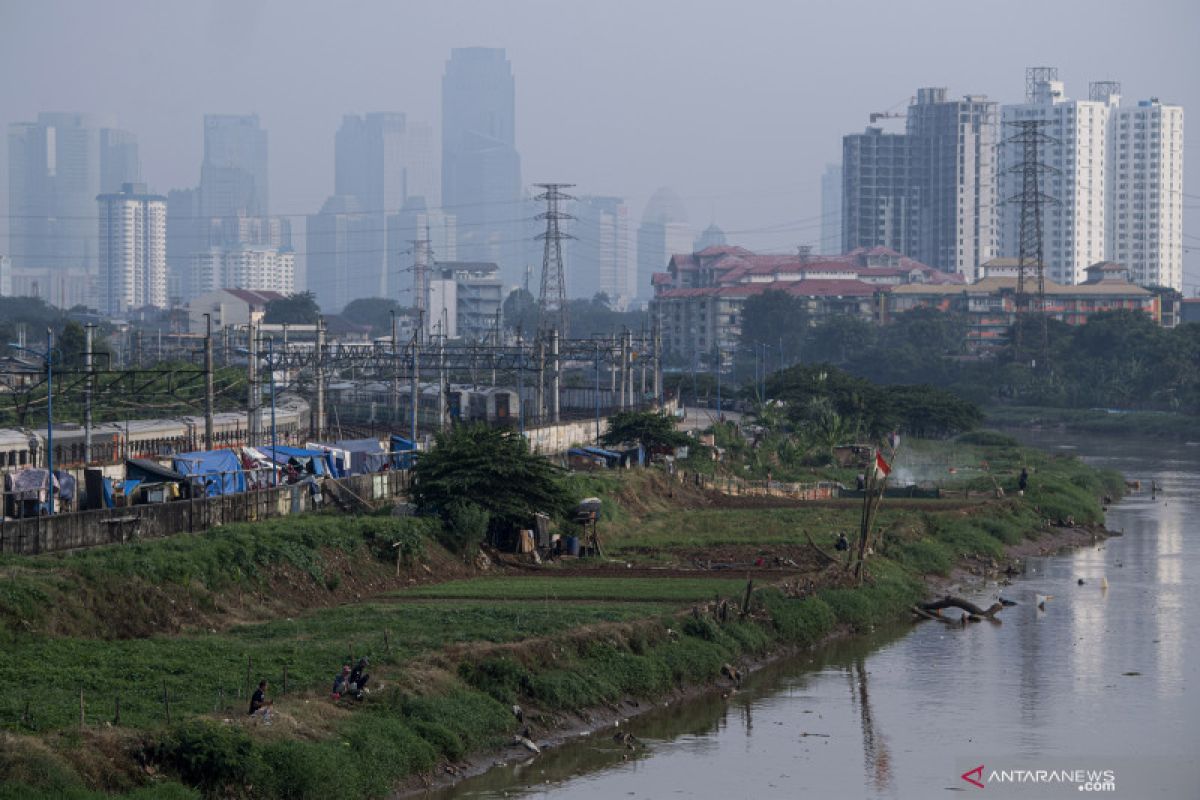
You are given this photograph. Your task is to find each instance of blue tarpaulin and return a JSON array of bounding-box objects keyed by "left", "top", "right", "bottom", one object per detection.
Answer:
[
  {"left": 389, "top": 435, "right": 418, "bottom": 469},
  {"left": 173, "top": 449, "right": 246, "bottom": 496},
  {"left": 260, "top": 445, "right": 336, "bottom": 477}
]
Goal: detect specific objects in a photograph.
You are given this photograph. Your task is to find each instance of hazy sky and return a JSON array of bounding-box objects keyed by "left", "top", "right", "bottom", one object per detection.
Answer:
[{"left": 2, "top": 0, "right": 1198, "bottom": 291}]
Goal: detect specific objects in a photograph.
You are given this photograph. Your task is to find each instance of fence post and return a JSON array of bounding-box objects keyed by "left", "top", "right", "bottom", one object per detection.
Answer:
[
  {"left": 114, "top": 694, "right": 120, "bottom": 726},
  {"left": 78, "top": 685, "right": 85, "bottom": 728},
  {"left": 282, "top": 664, "right": 289, "bottom": 694},
  {"left": 162, "top": 680, "right": 171, "bottom": 725},
  {"left": 245, "top": 655, "right": 252, "bottom": 698}
]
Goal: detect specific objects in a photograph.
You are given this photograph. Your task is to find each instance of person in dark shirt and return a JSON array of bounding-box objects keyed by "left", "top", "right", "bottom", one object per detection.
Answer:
[
  {"left": 835, "top": 532, "right": 850, "bottom": 552},
  {"left": 348, "top": 657, "right": 370, "bottom": 699},
  {"left": 248, "top": 680, "right": 272, "bottom": 720},
  {"left": 1018, "top": 467, "right": 1029, "bottom": 495}
]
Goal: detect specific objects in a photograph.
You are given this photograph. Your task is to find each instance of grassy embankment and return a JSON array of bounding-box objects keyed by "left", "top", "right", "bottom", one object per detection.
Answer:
[
  {"left": 985, "top": 405, "right": 1200, "bottom": 440},
  {"left": 0, "top": 436, "right": 1123, "bottom": 800}
]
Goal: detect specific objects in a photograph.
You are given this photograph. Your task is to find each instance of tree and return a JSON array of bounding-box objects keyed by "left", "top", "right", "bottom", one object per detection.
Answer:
[
  {"left": 412, "top": 424, "right": 574, "bottom": 542},
  {"left": 601, "top": 411, "right": 689, "bottom": 451},
  {"left": 739, "top": 290, "right": 810, "bottom": 352},
  {"left": 264, "top": 292, "right": 320, "bottom": 324},
  {"left": 341, "top": 298, "right": 407, "bottom": 336},
  {"left": 503, "top": 288, "right": 538, "bottom": 334}
]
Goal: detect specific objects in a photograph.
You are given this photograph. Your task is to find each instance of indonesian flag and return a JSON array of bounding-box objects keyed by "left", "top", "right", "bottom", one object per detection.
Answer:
[{"left": 874, "top": 452, "right": 891, "bottom": 479}]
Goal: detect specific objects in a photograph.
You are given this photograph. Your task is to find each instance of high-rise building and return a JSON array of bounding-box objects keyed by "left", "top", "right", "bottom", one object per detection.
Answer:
[
  {"left": 567, "top": 196, "right": 633, "bottom": 306},
  {"left": 97, "top": 182, "right": 167, "bottom": 315},
  {"left": 386, "top": 196, "right": 457, "bottom": 308},
  {"left": 842, "top": 127, "right": 914, "bottom": 256},
  {"left": 441, "top": 47, "right": 522, "bottom": 277},
  {"left": 998, "top": 73, "right": 1113, "bottom": 285},
  {"left": 189, "top": 246, "right": 295, "bottom": 298},
  {"left": 906, "top": 88, "right": 998, "bottom": 277},
  {"left": 306, "top": 195, "right": 379, "bottom": 313},
  {"left": 1108, "top": 96, "right": 1184, "bottom": 290},
  {"left": 8, "top": 113, "right": 141, "bottom": 283},
  {"left": 820, "top": 163, "right": 842, "bottom": 254},
  {"left": 0, "top": 255, "right": 11, "bottom": 296},
  {"left": 693, "top": 223, "right": 727, "bottom": 254},
  {"left": 199, "top": 114, "right": 268, "bottom": 219},
  {"left": 636, "top": 187, "right": 691, "bottom": 303}
]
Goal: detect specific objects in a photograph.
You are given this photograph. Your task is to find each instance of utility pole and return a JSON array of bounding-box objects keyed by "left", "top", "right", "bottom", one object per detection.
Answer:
[
  {"left": 550, "top": 328, "right": 560, "bottom": 423},
  {"left": 203, "top": 314, "right": 214, "bottom": 450},
  {"left": 1006, "top": 114, "right": 1057, "bottom": 363},
  {"left": 594, "top": 342, "right": 601, "bottom": 442},
  {"left": 535, "top": 338, "right": 545, "bottom": 423},
  {"left": 534, "top": 183, "right": 574, "bottom": 341},
  {"left": 45, "top": 328, "right": 55, "bottom": 514},
  {"left": 390, "top": 310, "right": 399, "bottom": 423},
  {"left": 314, "top": 318, "right": 326, "bottom": 441},
  {"left": 246, "top": 320, "right": 260, "bottom": 447},
  {"left": 410, "top": 333, "right": 420, "bottom": 443},
  {"left": 84, "top": 323, "right": 94, "bottom": 464},
  {"left": 268, "top": 337, "right": 277, "bottom": 484}
]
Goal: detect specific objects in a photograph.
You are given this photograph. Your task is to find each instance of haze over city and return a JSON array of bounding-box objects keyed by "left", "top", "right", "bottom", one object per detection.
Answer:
[{"left": 2, "top": 0, "right": 1197, "bottom": 294}]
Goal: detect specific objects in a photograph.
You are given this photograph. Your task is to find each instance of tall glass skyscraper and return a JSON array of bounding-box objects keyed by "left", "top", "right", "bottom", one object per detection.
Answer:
[{"left": 441, "top": 47, "right": 522, "bottom": 280}]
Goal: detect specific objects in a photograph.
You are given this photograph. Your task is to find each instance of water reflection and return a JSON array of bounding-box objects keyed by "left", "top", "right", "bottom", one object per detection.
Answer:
[
  {"left": 426, "top": 433, "right": 1200, "bottom": 800},
  {"left": 848, "top": 656, "right": 892, "bottom": 794}
]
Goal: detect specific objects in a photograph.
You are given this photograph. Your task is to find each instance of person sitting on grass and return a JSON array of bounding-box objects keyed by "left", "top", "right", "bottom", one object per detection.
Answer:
[
  {"left": 248, "top": 680, "right": 273, "bottom": 722},
  {"left": 331, "top": 664, "right": 351, "bottom": 699},
  {"left": 348, "top": 657, "right": 370, "bottom": 700}
]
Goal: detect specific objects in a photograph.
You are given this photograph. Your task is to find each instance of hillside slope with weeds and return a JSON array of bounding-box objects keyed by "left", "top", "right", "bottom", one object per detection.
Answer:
[{"left": 0, "top": 515, "right": 458, "bottom": 639}]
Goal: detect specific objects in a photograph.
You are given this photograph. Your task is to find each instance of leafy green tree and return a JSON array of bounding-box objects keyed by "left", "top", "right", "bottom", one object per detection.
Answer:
[
  {"left": 503, "top": 288, "right": 538, "bottom": 334},
  {"left": 738, "top": 289, "right": 809, "bottom": 359},
  {"left": 340, "top": 298, "right": 408, "bottom": 335},
  {"left": 264, "top": 292, "right": 320, "bottom": 324},
  {"left": 412, "top": 424, "right": 573, "bottom": 540},
  {"left": 601, "top": 411, "right": 689, "bottom": 451}
]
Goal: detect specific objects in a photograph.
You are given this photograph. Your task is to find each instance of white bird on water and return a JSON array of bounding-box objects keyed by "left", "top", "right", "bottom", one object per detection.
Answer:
[{"left": 1036, "top": 594, "right": 1054, "bottom": 610}]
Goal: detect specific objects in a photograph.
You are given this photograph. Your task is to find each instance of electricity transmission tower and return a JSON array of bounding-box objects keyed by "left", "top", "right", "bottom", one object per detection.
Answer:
[
  {"left": 534, "top": 183, "right": 574, "bottom": 339},
  {"left": 1005, "top": 118, "right": 1057, "bottom": 363},
  {"left": 409, "top": 230, "right": 433, "bottom": 342}
]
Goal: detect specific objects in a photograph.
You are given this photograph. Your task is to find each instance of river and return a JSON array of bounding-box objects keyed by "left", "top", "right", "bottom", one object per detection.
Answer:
[{"left": 428, "top": 432, "right": 1199, "bottom": 799}]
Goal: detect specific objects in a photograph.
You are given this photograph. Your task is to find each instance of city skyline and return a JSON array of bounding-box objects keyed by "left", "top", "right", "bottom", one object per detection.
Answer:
[{"left": 0, "top": 0, "right": 1196, "bottom": 298}]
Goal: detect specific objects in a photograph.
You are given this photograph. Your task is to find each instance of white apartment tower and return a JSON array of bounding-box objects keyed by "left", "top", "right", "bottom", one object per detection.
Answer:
[
  {"left": 1108, "top": 95, "right": 1184, "bottom": 289},
  {"left": 189, "top": 246, "right": 295, "bottom": 298},
  {"left": 97, "top": 182, "right": 167, "bottom": 315},
  {"left": 998, "top": 70, "right": 1113, "bottom": 286}
]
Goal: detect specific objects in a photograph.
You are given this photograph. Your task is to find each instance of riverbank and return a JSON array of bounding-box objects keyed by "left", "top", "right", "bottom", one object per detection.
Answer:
[
  {"left": 0, "top": 439, "right": 1125, "bottom": 800},
  {"left": 985, "top": 404, "right": 1200, "bottom": 441}
]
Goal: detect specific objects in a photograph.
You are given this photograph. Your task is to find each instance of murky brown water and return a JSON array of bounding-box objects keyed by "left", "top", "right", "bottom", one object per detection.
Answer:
[{"left": 426, "top": 432, "right": 1200, "bottom": 799}]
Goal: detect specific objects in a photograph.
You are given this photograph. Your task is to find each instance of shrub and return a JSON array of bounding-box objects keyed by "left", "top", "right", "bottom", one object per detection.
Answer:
[
  {"left": 442, "top": 501, "right": 491, "bottom": 554},
  {"left": 158, "top": 720, "right": 257, "bottom": 793},
  {"left": 955, "top": 430, "right": 1019, "bottom": 447},
  {"left": 758, "top": 591, "right": 836, "bottom": 645},
  {"left": 459, "top": 656, "right": 532, "bottom": 704}
]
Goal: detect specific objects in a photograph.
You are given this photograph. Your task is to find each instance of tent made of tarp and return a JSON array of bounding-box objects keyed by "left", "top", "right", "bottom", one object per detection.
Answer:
[
  {"left": 260, "top": 445, "right": 336, "bottom": 477},
  {"left": 173, "top": 449, "right": 246, "bottom": 496},
  {"left": 581, "top": 446, "right": 623, "bottom": 468},
  {"left": 389, "top": 435, "right": 418, "bottom": 470},
  {"left": 328, "top": 439, "right": 388, "bottom": 475},
  {"left": 126, "top": 458, "right": 186, "bottom": 484}
]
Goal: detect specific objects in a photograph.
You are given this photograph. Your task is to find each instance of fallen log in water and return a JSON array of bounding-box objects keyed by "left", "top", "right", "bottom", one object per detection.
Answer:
[{"left": 919, "top": 595, "right": 1004, "bottom": 618}]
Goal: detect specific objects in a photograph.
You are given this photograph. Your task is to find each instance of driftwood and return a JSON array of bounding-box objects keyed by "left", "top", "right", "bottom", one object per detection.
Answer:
[
  {"left": 919, "top": 596, "right": 1004, "bottom": 618},
  {"left": 911, "top": 595, "right": 1005, "bottom": 625}
]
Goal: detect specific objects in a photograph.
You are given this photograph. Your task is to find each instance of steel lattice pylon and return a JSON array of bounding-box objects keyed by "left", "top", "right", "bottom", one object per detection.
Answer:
[
  {"left": 1005, "top": 119, "right": 1058, "bottom": 362},
  {"left": 534, "top": 183, "right": 574, "bottom": 340}
]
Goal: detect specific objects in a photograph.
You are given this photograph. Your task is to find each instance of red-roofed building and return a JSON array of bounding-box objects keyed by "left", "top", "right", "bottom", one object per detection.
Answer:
[{"left": 650, "top": 245, "right": 958, "bottom": 368}]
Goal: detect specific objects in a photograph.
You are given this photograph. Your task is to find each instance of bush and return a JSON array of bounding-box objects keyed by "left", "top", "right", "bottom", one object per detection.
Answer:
[
  {"left": 441, "top": 501, "right": 491, "bottom": 554},
  {"left": 158, "top": 720, "right": 257, "bottom": 793},
  {"left": 459, "top": 656, "right": 532, "bottom": 704}
]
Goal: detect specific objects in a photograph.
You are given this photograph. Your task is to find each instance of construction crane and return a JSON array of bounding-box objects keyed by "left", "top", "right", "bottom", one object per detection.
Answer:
[{"left": 869, "top": 96, "right": 914, "bottom": 124}]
